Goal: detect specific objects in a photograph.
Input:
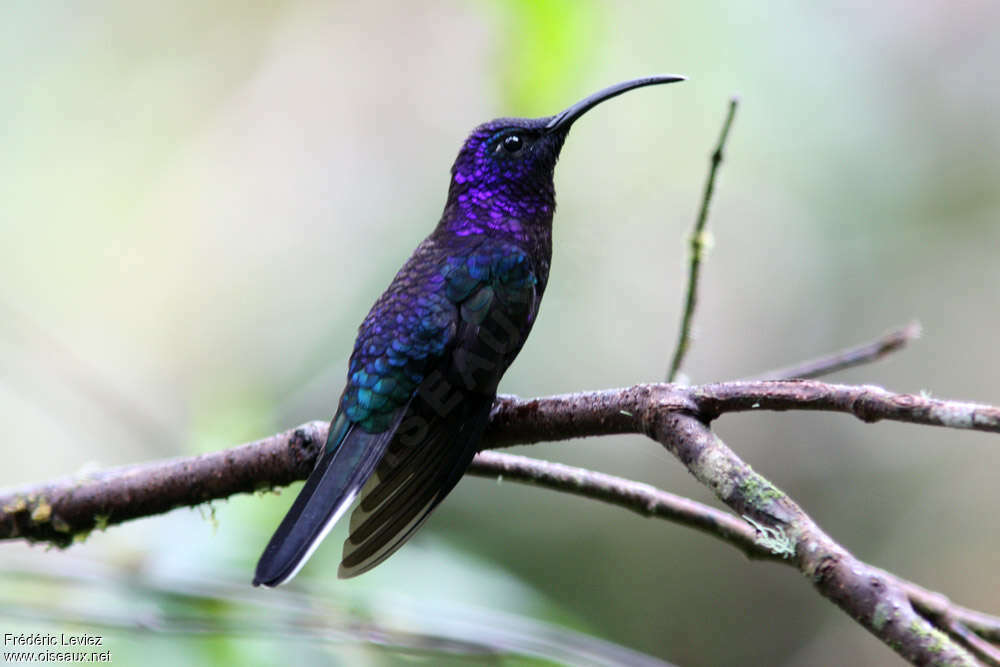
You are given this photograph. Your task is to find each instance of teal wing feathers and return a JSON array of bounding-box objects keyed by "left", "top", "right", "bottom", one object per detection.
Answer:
[
  {"left": 337, "top": 237, "right": 540, "bottom": 577},
  {"left": 254, "top": 235, "right": 541, "bottom": 584}
]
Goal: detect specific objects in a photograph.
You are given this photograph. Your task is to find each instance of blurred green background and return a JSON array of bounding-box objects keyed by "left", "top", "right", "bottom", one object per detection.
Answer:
[{"left": 2, "top": 1, "right": 999, "bottom": 665}]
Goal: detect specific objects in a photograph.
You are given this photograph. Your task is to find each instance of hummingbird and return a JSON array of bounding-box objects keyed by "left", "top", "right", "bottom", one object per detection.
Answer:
[{"left": 253, "top": 75, "right": 685, "bottom": 586}]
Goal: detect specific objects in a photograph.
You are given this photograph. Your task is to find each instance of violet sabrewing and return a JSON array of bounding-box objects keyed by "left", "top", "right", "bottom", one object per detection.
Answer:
[{"left": 253, "top": 74, "right": 685, "bottom": 586}]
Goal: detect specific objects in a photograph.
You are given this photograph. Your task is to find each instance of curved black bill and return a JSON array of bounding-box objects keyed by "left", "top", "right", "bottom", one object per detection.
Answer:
[{"left": 545, "top": 74, "right": 686, "bottom": 134}]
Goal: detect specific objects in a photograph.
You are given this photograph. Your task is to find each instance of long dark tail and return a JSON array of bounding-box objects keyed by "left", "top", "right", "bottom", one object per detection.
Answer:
[
  {"left": 337, "top": 393, "right": 494, "bottom": 578},
  {"left": 253, "top": 415, "right": 393, "bottom": 587}
]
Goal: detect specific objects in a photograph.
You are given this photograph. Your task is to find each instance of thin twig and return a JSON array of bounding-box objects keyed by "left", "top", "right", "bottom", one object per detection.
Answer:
[
  {"left": 747, "top": 321, "right": 922, "bottom": 381},
  {"left": 900, "top": 576, "right": 1000, "bottom": 643},
  {"left": 688, "top": 380, "right": 1000, "bottom": 431},
  {"left": 470, "top": 452, "right": 1000, "bottom": 650},
  {"left": 468, "top": 451, "right": 773, "bottom": 561},
  {"left": 945, "top": 620, "right": 1000, "bottom": 667},
  {"left": 667, "top": 96, "right": 739, "bottom": 382}
]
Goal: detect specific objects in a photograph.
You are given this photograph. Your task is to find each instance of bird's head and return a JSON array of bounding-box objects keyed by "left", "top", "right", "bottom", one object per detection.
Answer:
[{"left": 443, "top": 75, "right": 685, "bottom": 238}]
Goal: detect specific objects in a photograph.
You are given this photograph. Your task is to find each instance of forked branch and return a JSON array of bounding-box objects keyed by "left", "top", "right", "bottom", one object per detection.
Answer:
[{"left": 3, "top": 98, "right": 995, "bottom": 666}]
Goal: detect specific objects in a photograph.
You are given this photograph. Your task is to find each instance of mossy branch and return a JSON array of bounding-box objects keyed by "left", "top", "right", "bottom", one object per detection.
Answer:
[{"left": 3, "top": 377, "right": 999, "bottom": 664}]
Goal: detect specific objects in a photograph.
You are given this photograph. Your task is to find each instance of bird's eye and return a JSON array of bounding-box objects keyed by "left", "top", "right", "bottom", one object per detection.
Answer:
[{"left": 502, "top": 134, "right": 523, "bottom": 153}]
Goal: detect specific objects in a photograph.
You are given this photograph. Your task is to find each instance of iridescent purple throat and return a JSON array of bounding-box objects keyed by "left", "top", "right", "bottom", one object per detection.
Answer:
[{"left": 443, "top": 125, "right": 558, "bottom": 240}]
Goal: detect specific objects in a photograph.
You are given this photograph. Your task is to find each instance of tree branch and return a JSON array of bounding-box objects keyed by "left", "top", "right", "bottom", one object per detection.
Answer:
[
  {"left": 650, "top": 411, "right": 978, "bottom": 664},
  {"left": 5, "top": 380, "right": 998, "bottom": 547},
  {"left": 944, "top": 620, "right": 1000, "bottom": 667},
  {"left": 4, "top": 380, "right": 999, "bottom": 663},
  {"left": 745, "top": 321, "right": 920, "bottom": 380},
  {"left": 484, "top": 380, "right": 1000, "bottom": 450},
  {"left": 667, "top": 97, "right": 739, "bottom": 382},
  {"left": 468, "top": 450, "right": 771, "bottom": 562},
  {"left": 469, "top": 452, "right": 1000, "bottom": 654},
  {"left": 0, "top": 421, "right": 327, "bottom": 546},
  {"left": 747, "top": 320, "right": 922, "bottom": 381}
]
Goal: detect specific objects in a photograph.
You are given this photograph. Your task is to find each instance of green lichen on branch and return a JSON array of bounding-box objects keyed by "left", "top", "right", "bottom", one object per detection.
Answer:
[
  {"left": 739, "top": 472, "right": 786, "bottom": 508},
  {"left": 908, "top": 620, "right": 950, "bottom": 655},
  {"left": 3, "top": 496, "right": 27, "bottom": 514},
  {"left": 873, "top": 600, "right": 897, "bottom": 631},
  {"left": 743, "top": 515, "right": 796, "bottom": 558},
  {"left": 29, "top": 498, "right": 52, "bottom": 523}
]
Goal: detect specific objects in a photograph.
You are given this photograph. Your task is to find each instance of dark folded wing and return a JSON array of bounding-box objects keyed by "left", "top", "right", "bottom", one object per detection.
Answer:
[{"left": 338, "top": 391, "right": 494, "bottom": 578}]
